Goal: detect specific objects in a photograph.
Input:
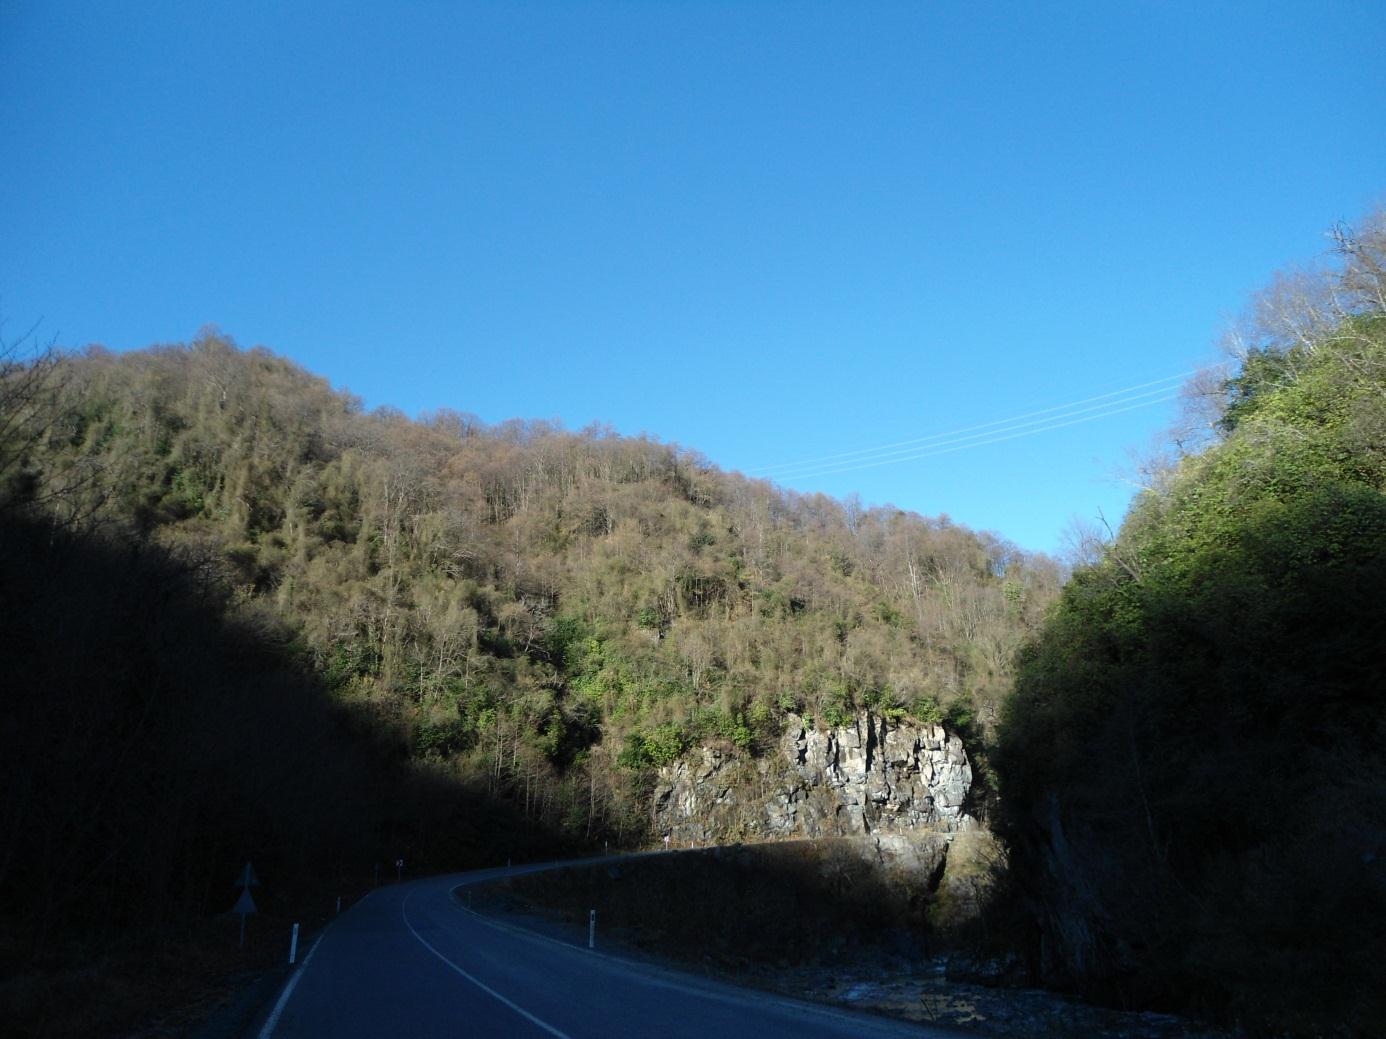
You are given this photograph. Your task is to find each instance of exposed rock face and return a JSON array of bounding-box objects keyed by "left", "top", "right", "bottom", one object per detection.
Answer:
[{"left": 653, "top": 711, "right": 974, "bottom": 846}]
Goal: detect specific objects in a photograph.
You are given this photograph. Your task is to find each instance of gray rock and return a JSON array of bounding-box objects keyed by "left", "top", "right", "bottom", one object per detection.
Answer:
[{"left": 653, "top": 710, "right": 974, "bottom": 845}]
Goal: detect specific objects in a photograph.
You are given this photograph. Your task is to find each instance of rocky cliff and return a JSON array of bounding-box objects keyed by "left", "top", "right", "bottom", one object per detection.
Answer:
[{"left": 653, "top": 711, "right": 974, "bottom": 845}]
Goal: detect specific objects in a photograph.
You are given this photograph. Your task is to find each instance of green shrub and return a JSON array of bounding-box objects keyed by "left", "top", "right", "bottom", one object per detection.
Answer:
[{"left": 910, "top": 695, "right": 944, "bottom": 724}]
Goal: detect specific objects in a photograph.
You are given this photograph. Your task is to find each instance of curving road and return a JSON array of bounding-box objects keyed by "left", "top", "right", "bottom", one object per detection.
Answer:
[{"left": 253, "top": 860, "right": 964, "bottom": 1038}]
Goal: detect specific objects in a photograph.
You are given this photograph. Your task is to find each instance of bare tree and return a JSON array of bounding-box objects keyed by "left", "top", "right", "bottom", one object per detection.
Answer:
[
  {"left": 1059, "top": 514, "right": 1108, "bottom": 570},
  {"left": 0, "top": 321, "right": 58, "bottom": 493},
  {"left": 1331, "top": 210, "right": 1386, "bottom": 316},
  {"left": 0, "top": 320, "right": 101, "bottom": 521}
]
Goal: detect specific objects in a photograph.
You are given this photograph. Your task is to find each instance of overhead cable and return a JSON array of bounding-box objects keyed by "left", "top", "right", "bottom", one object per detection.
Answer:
[
  {"left": 751, "top": 368, "right": 1217, "bottom": 477},
  {"left": 771, "top": 391, "right": 1185, "bottom": 480}
]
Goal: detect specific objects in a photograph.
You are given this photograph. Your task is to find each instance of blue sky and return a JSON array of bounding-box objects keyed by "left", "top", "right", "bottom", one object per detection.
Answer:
[{"left": 3, "top": 1, "right": 1383, "bottom": 554}]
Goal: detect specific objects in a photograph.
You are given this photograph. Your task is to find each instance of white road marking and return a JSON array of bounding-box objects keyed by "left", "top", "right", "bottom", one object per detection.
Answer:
[
  {"left": 257, "top": 932, "right": 326, "bottom": 1039},
  {"left": 402, "top": 891, "right": 573, "bottom": 1039}
]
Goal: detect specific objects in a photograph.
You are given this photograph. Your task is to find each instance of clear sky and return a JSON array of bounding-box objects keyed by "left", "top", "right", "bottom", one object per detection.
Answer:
[{"left": 3, "top": 1, "right": 1383, "bottom": 554}]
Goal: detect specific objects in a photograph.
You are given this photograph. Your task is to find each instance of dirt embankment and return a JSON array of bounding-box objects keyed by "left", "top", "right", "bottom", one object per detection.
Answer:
[{"left": 486, "top": 838, "right": 979, "bottom": 969}]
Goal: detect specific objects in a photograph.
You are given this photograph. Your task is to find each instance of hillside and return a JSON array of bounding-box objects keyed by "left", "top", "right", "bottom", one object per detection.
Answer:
[
  {"left": 995, "top": 214, "right": 1386, "bottom": 1035},
  {"left": 0, "top": 333, "right": 1058, "bottom": 997},
  {"left": 11, "top": 337, "right": 1058, "bottom": 813}
]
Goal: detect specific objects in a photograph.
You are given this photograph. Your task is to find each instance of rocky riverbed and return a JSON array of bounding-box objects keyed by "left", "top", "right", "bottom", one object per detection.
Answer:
[{"left": 742, "top": 962, "right": 1229, "bottom": 1039}]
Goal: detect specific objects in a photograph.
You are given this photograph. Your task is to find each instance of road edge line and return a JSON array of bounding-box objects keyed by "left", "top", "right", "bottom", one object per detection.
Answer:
[
  {"left": 255, "top": 931, "right": 326, "bottom": 1039},
  {"left": 401, "top": 889, "right": 573, "bottom": 1039}
]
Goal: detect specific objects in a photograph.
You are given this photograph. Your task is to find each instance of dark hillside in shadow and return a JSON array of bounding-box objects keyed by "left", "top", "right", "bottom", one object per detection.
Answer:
[{"left": 0, "top": 512, "right": 575, "bottom": 1036}]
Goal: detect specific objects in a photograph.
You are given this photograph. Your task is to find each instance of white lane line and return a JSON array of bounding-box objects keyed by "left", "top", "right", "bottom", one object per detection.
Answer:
[
  {"left": 257, "top": 932, "right": 326, "bottom": 1039},
  {"left": 401, "top": 890, "right": 572, "bottom": 1039}
]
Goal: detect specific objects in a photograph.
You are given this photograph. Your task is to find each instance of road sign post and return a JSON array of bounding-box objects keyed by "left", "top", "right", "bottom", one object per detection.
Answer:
[
  {"left": 588, "top": 909, "right": 596, "bottom": 950},
  {"left": 234, "top": 887, "right": 257, "bottom": 948},
  {"left": 233, "top": 862, "right": 260, "bottom": 949}
]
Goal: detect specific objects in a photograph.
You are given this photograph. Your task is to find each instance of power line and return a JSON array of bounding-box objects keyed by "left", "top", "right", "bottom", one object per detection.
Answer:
[
  {"left": 762, "top": 390, "right": 1186, "bottom": 480},
  {"left": 751, "top": 369, "right": 1198, "bottom": 475},
  {"left": 750, "top": 368, "right": 1217, "bottom": 478},
  {"left": 764, "top": 384, "right": 1181, "bottom": 478}
]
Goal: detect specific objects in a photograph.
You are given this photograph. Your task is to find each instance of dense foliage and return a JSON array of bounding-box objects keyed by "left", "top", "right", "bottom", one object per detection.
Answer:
[{"left": 996, "top": 215, "right": 1386, "bottom": 1035}]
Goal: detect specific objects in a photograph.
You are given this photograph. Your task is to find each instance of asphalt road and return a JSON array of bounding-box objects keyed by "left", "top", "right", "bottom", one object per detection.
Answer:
[{"left": 253, "top": 860, "right": 964, "bottom": 1039}]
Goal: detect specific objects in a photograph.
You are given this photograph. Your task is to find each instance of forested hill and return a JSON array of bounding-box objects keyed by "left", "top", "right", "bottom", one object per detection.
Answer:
[
  {"left": 995, "top": 214, "right": 1386, "bottom": 1035},
  {"left": 8, "top": 338, "right": 1060, "bottom": 841}
]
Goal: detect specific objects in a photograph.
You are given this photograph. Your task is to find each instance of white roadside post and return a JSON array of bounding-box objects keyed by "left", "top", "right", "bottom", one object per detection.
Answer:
[
  {"left": 588, "top": 909, "right": 596, "bottom": 950},
  {"left": 335, "top": 895, "right": 342, "bottom": 914},
  {"left": 289, "top": 922, "right": 300, "bottom": 964}
]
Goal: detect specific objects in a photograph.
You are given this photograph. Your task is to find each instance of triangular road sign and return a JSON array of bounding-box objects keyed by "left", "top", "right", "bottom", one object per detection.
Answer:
[
  {"left": 237, "top": 862, "right": 259, "bottom": 888},
  {"left": 234, "top": 888, "right": 258, "bottom": 915}
]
